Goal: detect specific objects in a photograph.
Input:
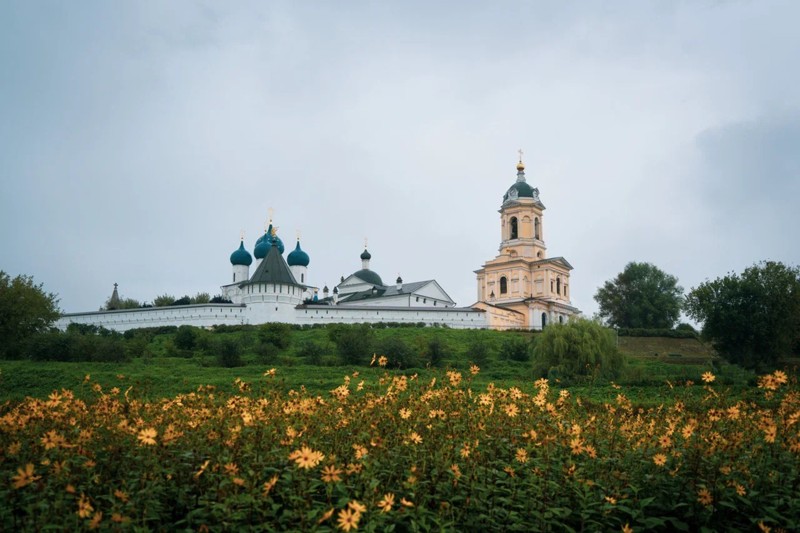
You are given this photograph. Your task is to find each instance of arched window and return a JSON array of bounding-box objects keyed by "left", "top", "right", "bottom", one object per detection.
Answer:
[
  {"left": 500, "top": 276, "right": 508, "bottom": 294},
  {"left": 559, "top": 315, "right": 564, "bottom": 324},
  {"left": 534, "top": 218, "right": 540, "bottom": 240},
  {"left": 556, "top": 277, "right": 561, "bottom": 295},
  {"left": 510, "top": 217, "right": 518, "bottom": 240},
  {"left": 541, "top": 312, "right": 547, "bottom": 328}
]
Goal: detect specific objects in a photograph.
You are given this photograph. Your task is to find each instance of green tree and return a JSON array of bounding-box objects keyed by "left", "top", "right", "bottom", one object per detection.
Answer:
[
  {"left": 594, "top": 262, "right": 683, "bottom": 329},
  {"left": 190, "top": 292, "right": 211, "bottom": 304},
  {"left": 532, "top": 319, "right": 624, "bottom": 381},
  {"left": 0, "top": 272, "right": 60, "bottom": 357},
  {"left": 685, "top": 261, "right": 800, "bottom": 369},
  {"left": 153, "top": 294, "right": 175, "bottom": 307}
]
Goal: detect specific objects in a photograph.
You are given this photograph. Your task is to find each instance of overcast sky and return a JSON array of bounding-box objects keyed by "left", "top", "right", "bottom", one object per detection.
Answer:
[{"left": 2, "top": 1, "right": 799, "bottom": 319}]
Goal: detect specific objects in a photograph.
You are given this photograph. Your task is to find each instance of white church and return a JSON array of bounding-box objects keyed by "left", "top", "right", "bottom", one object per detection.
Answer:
[{"left": 56, "top": 157, "right": 579, "bottom": 332}]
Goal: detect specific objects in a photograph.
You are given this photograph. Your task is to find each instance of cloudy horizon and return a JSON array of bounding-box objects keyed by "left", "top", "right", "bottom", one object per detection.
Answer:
[{"left": 2, "top": 1, "right": 799, "bottom": 320}]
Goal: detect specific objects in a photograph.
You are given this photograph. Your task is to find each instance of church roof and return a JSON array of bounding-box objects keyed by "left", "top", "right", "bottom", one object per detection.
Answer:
[
  {"left": 352, "top": 268, "right": 383, "bottom": 287},
  {"left": 245, "top": 243, "right": 299, "bottom": 285}
]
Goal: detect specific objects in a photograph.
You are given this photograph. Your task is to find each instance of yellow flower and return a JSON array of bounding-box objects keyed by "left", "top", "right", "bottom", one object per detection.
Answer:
[
  {"left": 12, "top": 463, "right": 41, "bottom": 489},
  {"left": 621, "top": 523, "right": 634, "bottom": 533},
  {"left": 224, "top": 462, "right": 239, "bottom": 476},
  {"left": 353, "top": 444, "right": 368, "bottom": 459},
  {"left": 400, "top": 497, "right": 414, "bottom": 508},
  {"left": 336, "top": 507, "right": 360, "bottom": 531},
  {"left": 701, "top": 372, "right": 715, "bottom": 384},
  {"left": 263, "top": 368, "right": 277, "bottom": 377},
  {"left": 773, "top": 370, "right": 788, "bottom": 385},
  {"left": 408, "top": 432, "right": 422, "bottom": 445},
  {"left": 378, "top": 355, "right": 388, "bottom": 367},
  {"left": 318, "top": 508, "right": 334, "bottom": 524},
  {"left": 450, "top": 463, "right": 462, "bottom": 479},
  {"left": 41, "top": 429, "right": 65, "bottom": 450},
  {"left": 114, "top": 489, "right": 129, "bottom": 502},
  {"left": 470, "top": 364, "right": 480, "bottom": 375},
  {"left": 77, "top": 493, "right": 94, "bottom": 518},
  {"left": 570, "top": 437, "right": 583, "bottom": 455},
  {"left": 262, "top": 474, "right": 279, "bottom": 496},
  {"left": 348, "top": 500, "right": 367, "bottom": 514},
  {"left": 504, "top": 403, "right": 519, "bottom": 418},
  {"left": 697, "top": 487, "right": 713, "bottom": 506},
  {"left": 399, "top": 408, "right": 411, "bottom": 420},
  {"left": 653, "top": 453, "right": 667, "bottom": 467},
  {"left": 290, "top": 446, "right": 325, "bottom": 469},
  {"left": 515, "top": 448, "right": 529, "bottom": 464},
  {"left": 377, "top": 492, "right": 395, "bottom": 513},
  {"left": 137, "top": 428, "right": 157, "bottom": 446},
  {"left": 88, "top": 511, "right": 102, "bottom": 530},
  {"left": 321, "top": 465, "right": 343, "bottom": 483}
]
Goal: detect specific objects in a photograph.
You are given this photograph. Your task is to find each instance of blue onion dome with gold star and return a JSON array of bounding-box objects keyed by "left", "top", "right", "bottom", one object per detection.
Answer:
[
  {"left": 230, "top": 239, "right": 253, "bottom": 266},
  {"left": 254, "top": 224, "right": 285, "bottom": 257},
  {"left": 287, "top": 240, "right": 310, "bottom": 267},
  {"left": 502, "top": 157, "right": 540, "bottom": 204}
]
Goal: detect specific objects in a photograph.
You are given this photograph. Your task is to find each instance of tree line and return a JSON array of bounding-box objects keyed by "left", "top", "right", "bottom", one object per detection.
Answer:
[
  {"left": 1, "top": 259, "right": 799, "bottom": 371},
  {"left": 594, "top": 260, "right": 800, "bottom": 369}
]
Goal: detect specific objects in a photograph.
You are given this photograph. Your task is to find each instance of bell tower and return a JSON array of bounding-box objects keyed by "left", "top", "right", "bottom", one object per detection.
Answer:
[
  {"left": 498, "top": 153, "right": 547, "bottom": 261},
  {"left": 473, "top": 153, "right": 579, "bottom": 329}
]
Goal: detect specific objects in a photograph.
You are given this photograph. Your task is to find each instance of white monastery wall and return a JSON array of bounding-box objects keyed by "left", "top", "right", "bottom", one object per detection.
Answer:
[{"left": 55, "top": 304, "right": 247, "bottom": 332}]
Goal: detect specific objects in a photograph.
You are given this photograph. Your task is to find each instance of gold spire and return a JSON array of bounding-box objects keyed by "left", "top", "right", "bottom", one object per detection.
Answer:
[{"left": 268, "top": 207, "right": 274, "bottom": 224}]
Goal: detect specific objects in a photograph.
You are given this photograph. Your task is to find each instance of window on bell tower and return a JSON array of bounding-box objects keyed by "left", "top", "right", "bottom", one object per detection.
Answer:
[
  {"left": 510, "top": 217, "right": 518, "bottom": 240},
  {"left": 534, "top": 217, "right": 540, "bottom": 240},
  {"left": 500, "top": 276, "right": 508, "bottom": 294}
]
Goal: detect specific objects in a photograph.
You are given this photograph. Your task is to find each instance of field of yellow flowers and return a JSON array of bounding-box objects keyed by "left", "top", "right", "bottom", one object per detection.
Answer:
[{"left": 2, "top": 365, "right": 799, "bottom": 531}]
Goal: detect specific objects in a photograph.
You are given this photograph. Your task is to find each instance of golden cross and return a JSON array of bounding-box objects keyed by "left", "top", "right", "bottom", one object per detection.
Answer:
[
  {"left": 240, "top": 230, "right": 244, "bottom": 241},
  {"left": 268, "top": 207, "right": 274, "bottom": 223},
  {"left": 364, "top": 237, "right": 368, "bottom": 248},
  {"left": 518, "top": 148, "right": 524, "bottom": 162}
]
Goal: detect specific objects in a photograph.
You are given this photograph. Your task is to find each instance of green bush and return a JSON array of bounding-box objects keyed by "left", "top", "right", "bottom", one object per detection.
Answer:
[
  {"left": 532, "top": 319, "right": 624, "bottom": 381},
  {"left": 616, "top": 327, "right": 698, "bottom": 339},
  {"left": 377, "top": 336, "right": 419, "bottom": 369},
  {"left": 296, "top": 339, "right": 326, "bottom": 365},
  {"left": 258, "top": 323, "right": 293, "bottom": 349},
  {"left": 424, "top": 334, "right": 450, "bottom": 367},
  {"left": 499, "top": 335, "right": 531, "bottom": 362},
  {"left": 174, "top": 325, "right": 197, "bottom": 350},
  {"left": 328, "top": 324, "right": 374, "bottom": 365},
  {"left": 464, "top": 333, "right": 492, "bottom": 367},
  {"left": 216, "top": 338, "right": 243, "bottom": 367}
]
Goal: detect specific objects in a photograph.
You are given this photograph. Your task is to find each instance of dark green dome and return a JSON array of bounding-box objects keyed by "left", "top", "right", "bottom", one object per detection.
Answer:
[
  {"left": 230, "top": 241, "right": 253, "bottom": 266},
  {"left": 287, "top": 241, "right": 310, "bottom": 267},
  {"left": 503, "top": 181, "right": 536, "bottom": 203},
  {"left": 360, "top": 248, "right": 372, "bottom": 260},
  {"left": 353, "top": 269, "right": 383, "bottom": 287}
]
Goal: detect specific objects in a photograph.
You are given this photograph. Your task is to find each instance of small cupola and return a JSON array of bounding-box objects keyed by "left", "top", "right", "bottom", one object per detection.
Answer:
[
  {"left": 230, "top": 240, "right": 253, "bottom": 266},
  {"left": 287, "top": 240, "right": 310, "bottom": 267}
]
